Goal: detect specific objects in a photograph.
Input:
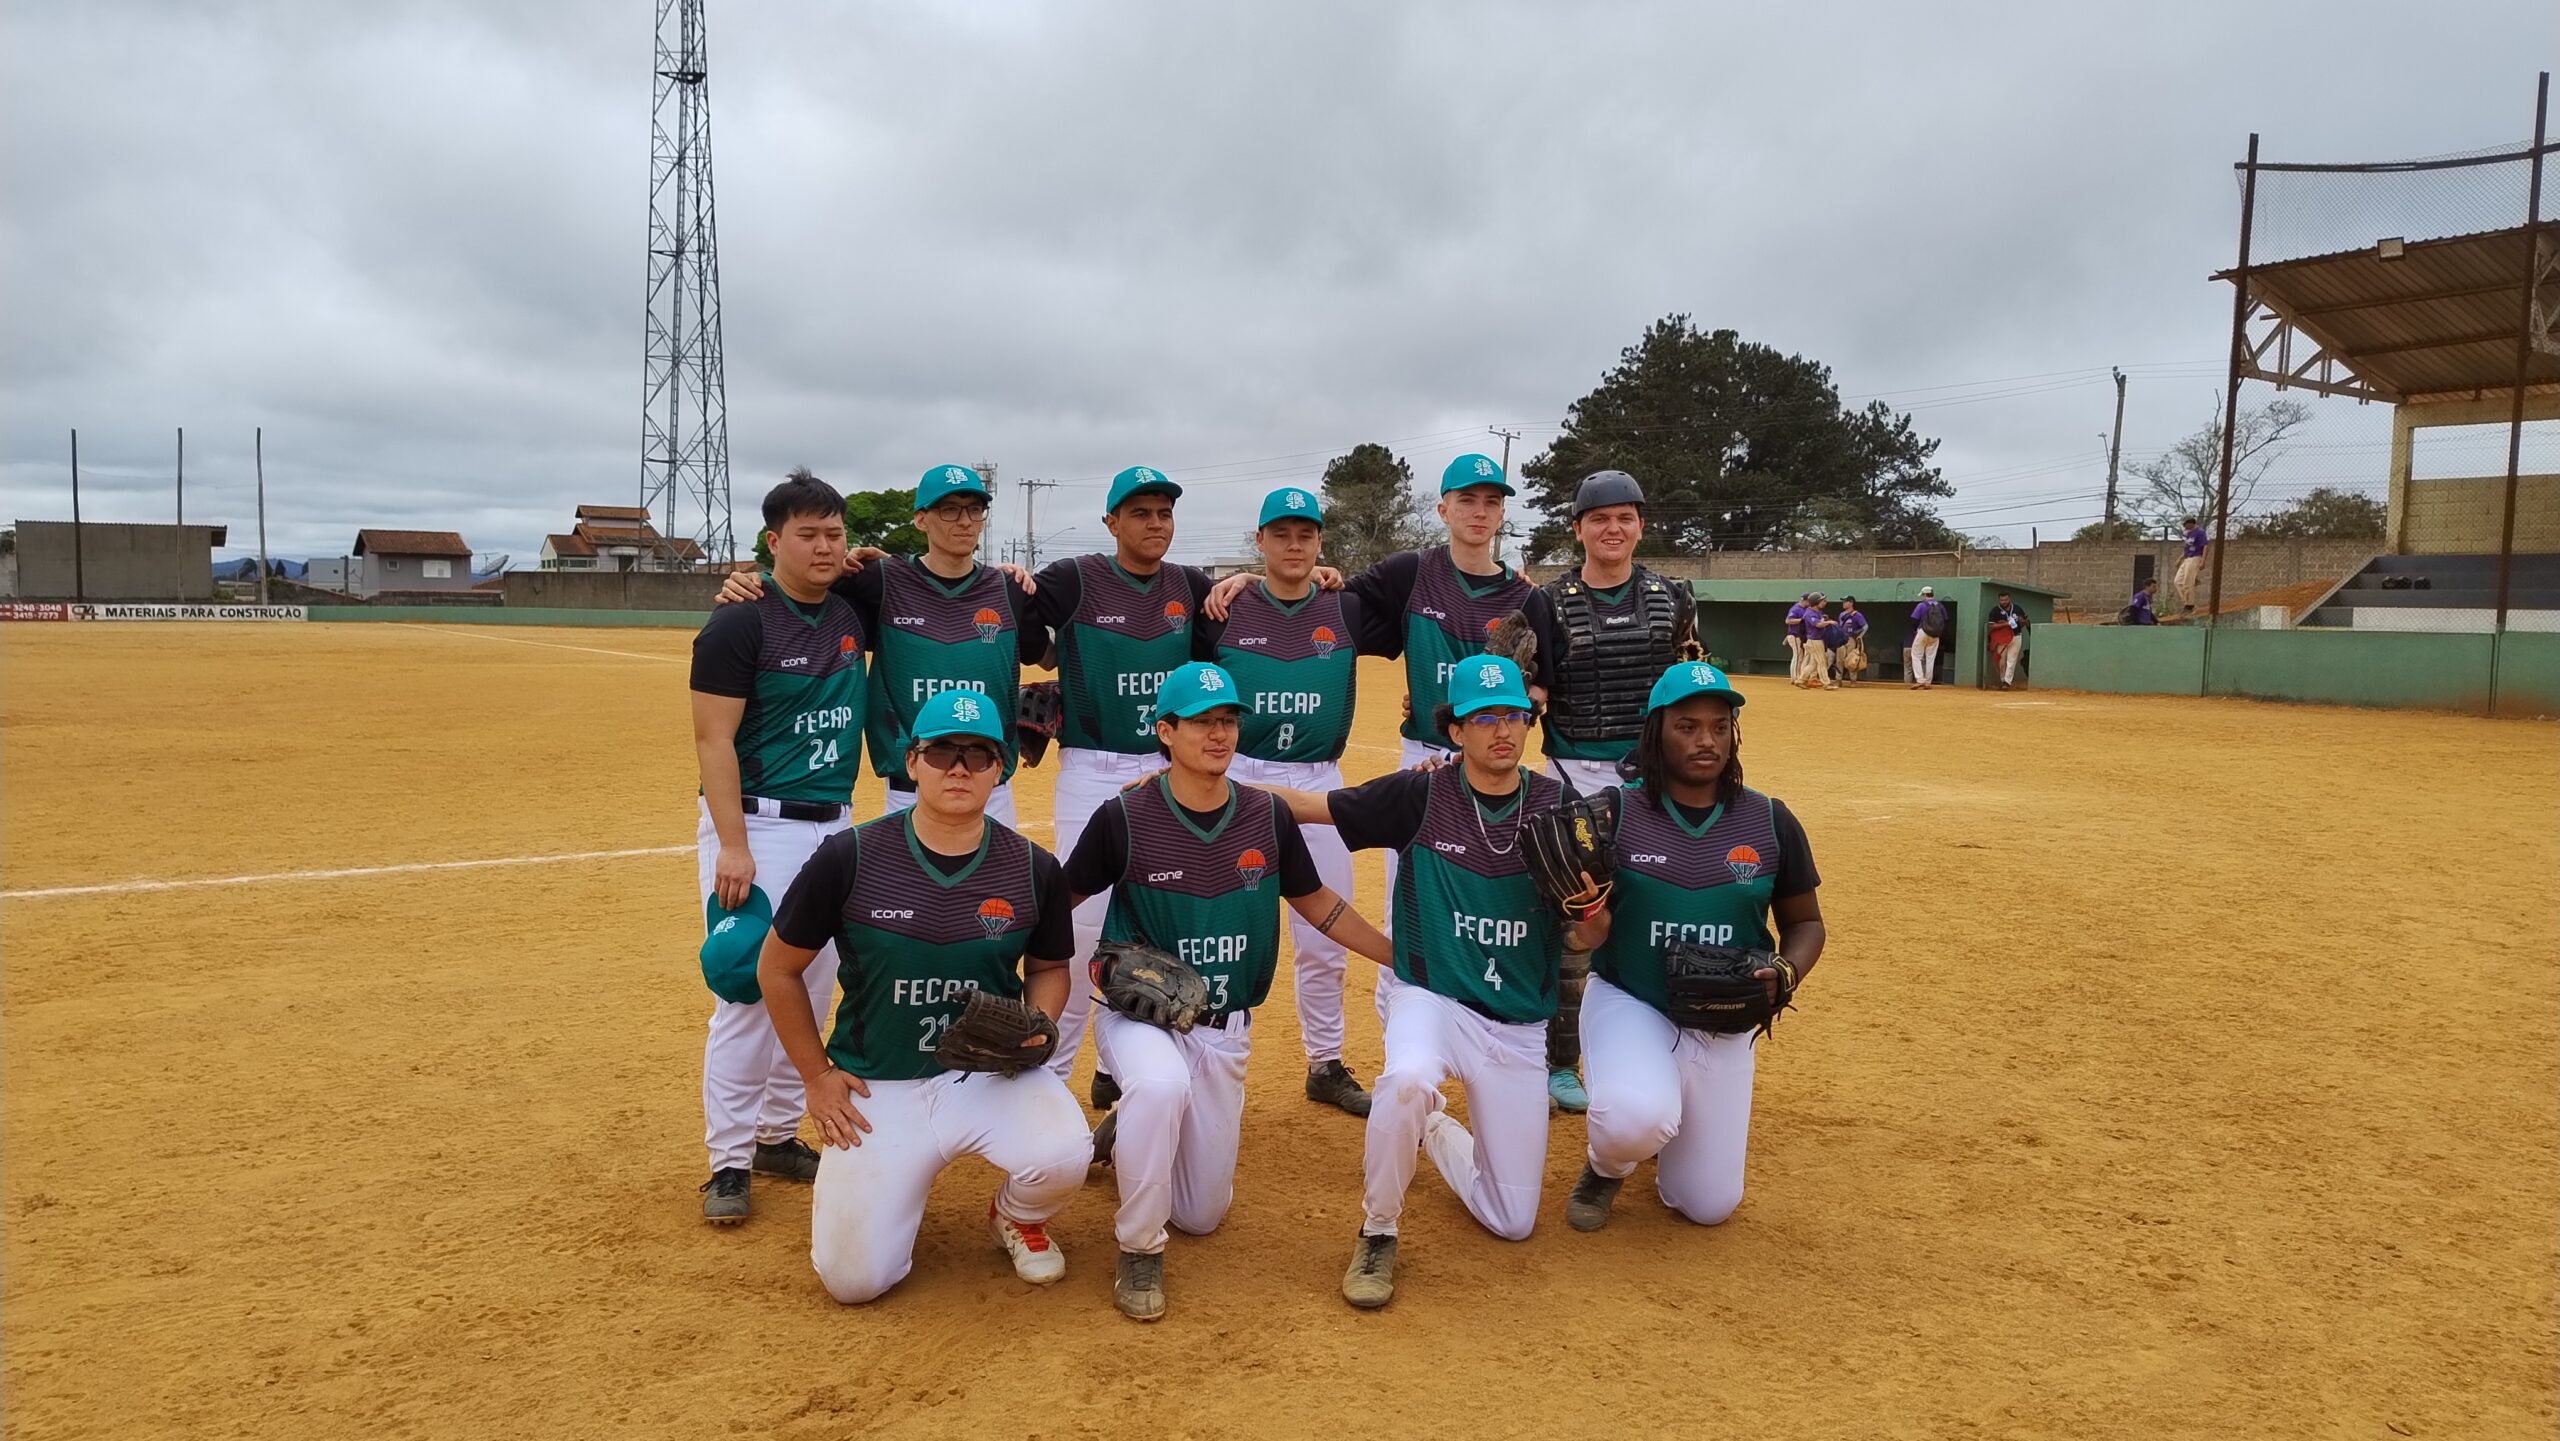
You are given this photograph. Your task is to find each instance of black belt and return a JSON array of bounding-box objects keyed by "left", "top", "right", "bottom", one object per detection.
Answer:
[
  {"left": 744, "top": 796, "right": 845, "bottom": 822},
  {"left": 1198, "top": 1009, "right": 1246, "bottom": 1031}
]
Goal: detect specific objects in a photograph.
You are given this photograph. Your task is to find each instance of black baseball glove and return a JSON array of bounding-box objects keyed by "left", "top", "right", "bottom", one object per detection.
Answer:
[
  {"left": 1520, "top": 788, "right": 1620, "bottom": 915},
  {"left": 1015, "top": 680, "right": 1063, "bottom": 767},
  {"left": 1091, "top": 939, "right": 1211, "bottom": 1032},
  {"left": 933, "top": 988, "right": 1060, "bottom": 1076},
  {"left": 1660, "top": 941, "right": 1797, "bottom": 1038}
]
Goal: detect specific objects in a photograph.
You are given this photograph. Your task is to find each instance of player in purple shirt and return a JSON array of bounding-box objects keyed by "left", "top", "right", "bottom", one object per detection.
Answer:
[
  {"left": 1783, "top": 593, "right": 1815, "bottom": 685},
  {"left": 1906, "top": 587, "right": 1949, "bottom": 690},
  {"left": 1834, "top": 599, "right": 1869, "bottom": 685},
  {"left": 2122, "top": 584, "right": 2158, "bottom": 626},
  {"left": 2175, "top": 517, "right": 2208, "bottom": 614}
]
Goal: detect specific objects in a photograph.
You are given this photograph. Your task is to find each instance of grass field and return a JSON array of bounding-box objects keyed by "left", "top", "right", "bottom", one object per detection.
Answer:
[{"left": 4, "top": 621, "right": 2554, "bottom": 1440}]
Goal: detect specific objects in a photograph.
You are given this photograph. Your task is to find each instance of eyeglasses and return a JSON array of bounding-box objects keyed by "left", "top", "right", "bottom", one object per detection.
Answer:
[
  {"left": 1462, "top": 709, "right": 1531, "bottom": 729},
  {"left": 916, "top": 742, "right": 1002, "bottom": 774},
  {"left": 927, "top": 503, "right": 988, "bottom": 522}
]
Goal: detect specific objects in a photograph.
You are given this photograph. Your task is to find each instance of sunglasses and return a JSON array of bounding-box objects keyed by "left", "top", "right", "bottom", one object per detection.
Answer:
[
  {"left": 1462, "top": 709, "right": 1531, "bottom": 729},
  {"left": 916, "top": 741, "right": 1002, "bottom": 774}
]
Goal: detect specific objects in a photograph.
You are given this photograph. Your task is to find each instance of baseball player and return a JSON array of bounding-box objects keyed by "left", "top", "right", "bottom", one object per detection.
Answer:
[
  {"left": 1834, "top": 598, "right": 1869, "bottom": 684},
  {"left": 2176, "top": 517, "right": 2208, "bottom": 614},
  {"left": 1259, "top": 656, "right": 1590, "bottom": 1309},
  {"left": 1799, "top": 598, "right": 1837, "bottom": 691},
  {"left": 713, "top": 465, "right": 1048, "bottom": 825},
  {"left": 1213, "top": 486, "right": 1399, "bottom": 1116},
  {"left": 752, "top": 687, "right": 1090, "bottom": 1301},
  {"left": 1520, "top": 468, "right": 1695, "bottom": 1114},
  {"left": 689, "top": 471, "right": 869, "bottom": 1223},
  {"left": 1907, "top": 586, "right": 1949, "bottom": 689},
  {"left": 1987, "top": 590, "right": 2027, "bottom": 690},
  {"left": 1566, "top": 660, "right": 1825, "bottom": 1231},
  {"left": 1064, "top": 662, "right": 1395, "bottom": 1321}
]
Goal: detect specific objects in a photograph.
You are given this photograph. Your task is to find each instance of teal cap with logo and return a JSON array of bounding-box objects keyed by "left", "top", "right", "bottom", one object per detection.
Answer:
[
  {"left": 1449, "top": 654, "right": 1532, "bottom": 717},
  {"left": 700, "top": 885, "right": 775, "bottom": 1005},
  {"left": 1154, "top": 661, "right": 1244, "bottom": 720},
  {"left": 1647, "top": 659, "right": 1746, "bottom": 713},
  {"left": 1105, "top": 465, "right": 1183, "bottom": 512},
  {"left": 915, "top": 464, "right": 990, "bottom": 510},
  {"left": 1439, "top": 453, "right": 1514, "bottom": 496},
  {"left": 912, "top": 686, "right": 1007, "bottom": 743},
  {"left": 1257, "top": 486, "right": 1324, "bottom": 529}
]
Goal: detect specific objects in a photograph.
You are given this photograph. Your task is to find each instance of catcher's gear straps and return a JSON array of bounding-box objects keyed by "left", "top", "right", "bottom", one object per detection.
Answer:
[{"left": 1546, "top": 569, "right": 1685, "bottom": 742}]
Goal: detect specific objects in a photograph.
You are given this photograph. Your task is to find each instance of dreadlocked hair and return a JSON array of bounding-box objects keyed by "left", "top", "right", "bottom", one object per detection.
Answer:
[{"left": 1633, "top": 707, "right": 1743, "bottom": 809}]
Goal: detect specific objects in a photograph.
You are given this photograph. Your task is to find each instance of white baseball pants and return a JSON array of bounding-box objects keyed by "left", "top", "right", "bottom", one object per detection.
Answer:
[
  {"left": 879, "top": 780, "right": 1018, "bottom": 828},
  {"left": 1783, "top": 634, "right": 1805, "bottom": 684},
  {"left": 1046, "top": 746, "right": 1167, "bottom": 1084},
  {"left": 1544, "top": 756, "right": 1622, "bottom": 796},
  {"left": 1999, "top": 634, "right": 2024, "bottom": 686},
  {"left": 807, "top": 1067, "right": 1090, "bottom": 1303},
  {"left": 1909, "top": 633, "right": 1941, "bottom": 687},
  {"left": 1580, "top": 975, "right": 1757, "bottom": 1225},
  {"left": 1229, "top": 754, "right": 1355, "bottom": 1062},
  {"left": 697, "top": 799, "right": 849, "bottom": 1173},
  {"left": 1093, "top": 1008, "right": 1253, "bottom": 1255},
  {"left": 1362, "top": 974, "right": 1549, "bottom": 1242}
]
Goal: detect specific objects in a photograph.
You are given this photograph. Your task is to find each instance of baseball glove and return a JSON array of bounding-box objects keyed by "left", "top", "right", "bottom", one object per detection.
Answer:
[
  {"left": 932, "top": 988, "right": 1060, "bottom": 1076},
  {"left": 1015, "top": 680, "right": 1063, "bottom": 767},
  {"left": 1484, "top": 609, "right": 1537, "bottom": 675},
  {"left": 1520, "top": 788, "right": 1620, "bottom": 915},
  {"left": 1660, "top": 941, "right": 1797, "bottom": 1037},
  {"left": 1091, "top": 939, "right": 1211, "bottom": 1032}
]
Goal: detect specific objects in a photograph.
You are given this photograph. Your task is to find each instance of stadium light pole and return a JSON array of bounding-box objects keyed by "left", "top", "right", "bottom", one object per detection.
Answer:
[{"left": 2207, "top": 134, "right": 2260, "bottom": 630}]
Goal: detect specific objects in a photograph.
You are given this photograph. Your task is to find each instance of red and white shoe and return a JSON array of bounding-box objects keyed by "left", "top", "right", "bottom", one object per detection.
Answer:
[{"left": 990, "top": 1198, "right": 1066, "bottom": 1284}]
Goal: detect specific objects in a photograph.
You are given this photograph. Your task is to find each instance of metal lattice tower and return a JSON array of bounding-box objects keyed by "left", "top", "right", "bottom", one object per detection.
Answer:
[{"left": 640, "top": 0, "right": 732, "bottom": 568}]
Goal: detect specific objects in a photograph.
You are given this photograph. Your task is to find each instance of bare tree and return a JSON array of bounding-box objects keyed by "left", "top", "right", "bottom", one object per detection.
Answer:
[{"left": 2126, "top": 396, "right": 2313, "bottom": 535}]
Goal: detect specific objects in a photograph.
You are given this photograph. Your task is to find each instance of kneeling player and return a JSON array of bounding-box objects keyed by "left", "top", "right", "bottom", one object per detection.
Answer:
[
  {"left": 1566, "top": 661, "right": 1826, "bottom": 1231},
  {"left": 1066, "top": 662, "right": 1393, "bottom": 1321},
  {"left": 1262, "top": 656, "right": 1594, "bottom": 1308},
  {"left": 755, "top": 689, "right": 1092, "bottom": 1303}
]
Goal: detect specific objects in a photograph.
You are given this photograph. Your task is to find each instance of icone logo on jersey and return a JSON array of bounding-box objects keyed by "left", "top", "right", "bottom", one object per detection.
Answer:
[
  {"left": 1725, "top": 844, "right": 1762, "bottom": 883},
  {"left": 976, "top": 897, "right": 1014, "bottom": 937},
  {"left": 1163, "top": 600, "right": 1188, "bottom": 632},
  {"left": 780, "top": 655, "right": 810, "bottom": 669},
  {"left": 1235, "top": 848, "right": 1266, "bottom": 887},
  {"left": 973, "top": 606, "right": 1002, "bottom": 643},
  {"left": 1146, "top": 869, "right": 1184, "bottom": 883},
  {"left": 1311, "top": 624, "right": 1337, "bottom": 658}
]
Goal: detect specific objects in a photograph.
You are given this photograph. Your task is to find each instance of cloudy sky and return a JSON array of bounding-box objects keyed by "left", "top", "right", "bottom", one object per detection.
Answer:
[{"left": 6, "top": 1, "right": 2554, "bottom": 570}]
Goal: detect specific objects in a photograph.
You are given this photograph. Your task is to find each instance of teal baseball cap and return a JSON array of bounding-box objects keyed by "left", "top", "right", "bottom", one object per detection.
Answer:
[
  {"left": 700, "top": 885, "right": 774, "bottom": 1005},
  {"left": 915, "top": 463, "right": 990, "bottom": 510},
  {"left": 1105, "top": 465, "right": 1183, "bottom": 512},
  {"left": 1449, "top": 654, "right": 1532, "bottom": 717},
  {"left": 1154, "top": 661, "right": 1244, "bottom": 720},
  {"left": 912, "top": 686, "right": 1007, "bottom": 743},
  {"left": 1257, "top": 486, "right": 1324, "bottom": 529},
  {"left": 1647, "top": 659, "right": 1746, "bottom": 713},
  {"left": 1439, "top": 453, "right": 1514, "bottom": 496}
]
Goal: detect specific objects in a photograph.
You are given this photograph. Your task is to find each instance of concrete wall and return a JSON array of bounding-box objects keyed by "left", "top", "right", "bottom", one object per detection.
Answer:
[
  {"left": 12, "top": 521, "right": 223, "bottom": 600},
  {"left": 500, "top": 570, "right": 721, "bottom": 610},
  {"left": 2030, "top": 624, "right": 2559, "bottom": 717},
  {"left": 361, "top": 552, "right": 474, "bottom": 597},
  {"left": 1529, "top": 537, "right": 2374, "bottom": 609},
  {"left": 2398, "top": 474, "right": 2560, "bottom": 556}
]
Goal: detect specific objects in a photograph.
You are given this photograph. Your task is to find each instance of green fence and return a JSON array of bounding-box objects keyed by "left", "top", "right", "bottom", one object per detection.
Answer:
[
  {"left": 2031, "top": 625, "right": 2560, "bottom": 717},
  {"left": 306, "top": 606, "right": 707, "bottom": 629}
]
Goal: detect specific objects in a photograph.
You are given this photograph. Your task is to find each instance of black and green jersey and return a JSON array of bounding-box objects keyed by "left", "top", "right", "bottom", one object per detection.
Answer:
[
  {"left": 1214, "top": 581, "right": 1363, "bottom": 763},
  {"left": 1042, "top": 554, "right": 1211, "bottom": 753},
  {"left": 863, "top": 557, "right": 1041, "bottom": 786},
  {"left": 770, "top": 813, "right": 1072, "bottom": 1081},
  {"left": 1594, "top": 788, "right": 1818, "bottom": 1017},
  {"left": 1347, "top": 546, "right": 1535, "bottom": 748},
  {"left": 1098, "top": 777, "right": 1288, "bottom": 1014},
  {"left": 1330, "top": 765, "right": 1566, "bottom": 1023},
  {"left": 689, "top": 588, "right": 867, "bottom": 803}
]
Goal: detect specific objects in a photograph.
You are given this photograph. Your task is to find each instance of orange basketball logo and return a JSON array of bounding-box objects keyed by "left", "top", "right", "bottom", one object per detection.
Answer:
[
  {"left": 1236, "top": 848, "right": 1267, "bottom": 886},
  {"left": 1311, "top": 624, "right": 1338, "bottom": 658},
  {"left": 976, "top": 897, "right": 1015, "bottom": 937},
  {"left": 973, "top": 606, "right": 1002, "bottom": 642},
  {"left": 839, "top": 634, "right": 859, "bottom": 654},
  {"left": 1164, "top": 600, "right": 1189, "bottom": 631},
  {"left": 1724, "top": 845, "right": 1762, "bottom": 883}
]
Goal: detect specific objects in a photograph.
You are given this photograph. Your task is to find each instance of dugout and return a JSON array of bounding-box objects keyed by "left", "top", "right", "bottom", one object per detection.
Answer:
[{"left": 1683, "top": 577, "right": 2061, "bottom": 689}]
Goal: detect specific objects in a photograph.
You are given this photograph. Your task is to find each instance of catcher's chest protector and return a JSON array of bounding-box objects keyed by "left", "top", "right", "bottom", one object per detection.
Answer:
[
  {"left": 1593, "top": 790, "right": 1781, "bottom": 1013},
  {"left": 872, "top": 558, "right": 1023, "bottom": 784},
  {"left": 831, "top": 816, "right": 1045, "bottom": 1081},
  {"left": 1545, "top": 569, "right": 1681, "bottom": 743},
  {"left": 1398, "top": 547, "right": 1533, "bottom": 745}
]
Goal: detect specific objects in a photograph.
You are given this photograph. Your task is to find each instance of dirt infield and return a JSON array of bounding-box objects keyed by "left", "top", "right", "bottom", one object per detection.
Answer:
[{"left": 5, "top": 622, "right": 2554, "bottom": 1440}]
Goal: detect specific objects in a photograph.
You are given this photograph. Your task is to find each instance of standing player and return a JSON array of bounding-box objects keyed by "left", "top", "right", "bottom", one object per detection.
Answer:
[
  {"left": 1783, "top": 593, "right": 1815, "bottom": 685},
  {"left": 1212, "top": 486, "right": 1399, "bottom": 1117},
  {"left": 1907, "top": 586, "right": 1949, "bottom": 689},
  {"left": 714, "top": 464, "right": 1047, "bottom": 824},
  {"left": 1521, "top": 468, "right": 1695, "bottom": 1114},
  {"left": 689, "top": 471, "right": 868, "bottom": 1224},
  {"left": 1259, "top": 656, "right": 1587, "bottom": 1309},
  {"left": 2175, "top": 516, "right": 2208, "bottom": 615},
  {"left": 1987, "top": 590, "right": 2027, "bottom": 690},
  {"left": 1064, "top": 662, "right": 1396, "bottom": 1321},
  {"left": 753, "top": 688, "right": 1091, "bottom": 1302},
  {"left": 1800, "top": 599, "right": 1837, "bottom": 691},
  {"left": 1835, "top": 597, "right": 1869, "bottom": 685},
  {"left": 1566, "top": 660, "right": 1826, "bottom": 1232}
]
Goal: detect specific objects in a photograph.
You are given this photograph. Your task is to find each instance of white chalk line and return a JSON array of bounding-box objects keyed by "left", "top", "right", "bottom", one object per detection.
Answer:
[
  {"left": 401, "top": 626, "right": 686, "bottom": 662},
  {"left": 3, "top": 845, "right": 693, "bottom": 901}
]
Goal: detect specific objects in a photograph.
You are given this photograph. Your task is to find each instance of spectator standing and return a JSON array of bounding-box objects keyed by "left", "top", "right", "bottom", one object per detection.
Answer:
[{"left": 1986, "top": 591, "right": 2027, "bottom": 691}]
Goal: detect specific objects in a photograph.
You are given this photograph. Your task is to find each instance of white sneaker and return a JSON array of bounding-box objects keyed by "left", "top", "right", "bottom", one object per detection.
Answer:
[{"left": 990, "top": 1197, "right": 1066, "bottom": 1285}]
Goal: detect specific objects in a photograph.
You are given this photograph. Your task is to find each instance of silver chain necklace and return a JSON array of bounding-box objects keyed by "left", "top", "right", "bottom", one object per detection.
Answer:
[{"left": 1464, "top": 775, "right": 1520, "bottom": 856}]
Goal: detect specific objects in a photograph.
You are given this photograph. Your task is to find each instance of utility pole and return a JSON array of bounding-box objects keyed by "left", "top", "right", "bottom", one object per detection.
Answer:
[
  {"left": 973, "top": 461, "right": 998, "bottom": 564},
  {"left": 176, "top": 427, "right": 186, "bottom": 601},
  {"left": 70, "top": 429, "right": 83, "bottom": 601},
  {"left": 256, "top": 427, "right": 271, "bottom": 608},
  {"left": 1019, "top": 477, "right": 1059, "bottom": 570},
  {"left": 1487, "top": 425, "right": 1521, "bottom": 481},
  {"left": 2101, "top": 367, "right": 2127, "bottom": 531}
]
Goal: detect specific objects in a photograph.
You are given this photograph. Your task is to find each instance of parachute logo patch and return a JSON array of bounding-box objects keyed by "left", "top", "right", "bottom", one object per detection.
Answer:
[
  {"left": 976, "top": 897, "right": 1015, "bottom": 937},
  {"left": 973, "top": 606, "right": 1002, "bottom": 643},
  {"left": 1724, "top": 845, "right": 1762, "bottom": 883},
  {"left": 1236, "top": 848, "right": 1266, "bottom": 887}
]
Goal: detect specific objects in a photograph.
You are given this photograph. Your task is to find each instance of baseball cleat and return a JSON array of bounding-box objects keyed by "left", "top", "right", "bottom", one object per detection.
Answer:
[
  {"left": 1547, "top": 1068, "right": 1589, "bottom": 1114},
  {"left": 1342, "top": 1232, "right": 1398, "bottom": 1309},
  {"left": 1305, "top": 1059, "right": 1373, "bottom": 1117},
  {"left": 1091, "top": 1111, "right": 1118, "bottom": 1167},
  {"left": 699, "top": 1167, "right": 750, "bottom": 1225},
  {"left": 1566, "top": 1163, "right": 1625, "bottom": 1232},
  {"left": 1090, "top": 1071, "right": 1121, "bottom": 1113},
  {"left": 1114, "top": 1251, "right": 1167, "bottom": 1322},
  {"left": 751, "top": 1138, "right": 822, "bottom": 1182},
  {"left": 990, "top": 1199, "right": 1066, "bottom": 1285}
]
